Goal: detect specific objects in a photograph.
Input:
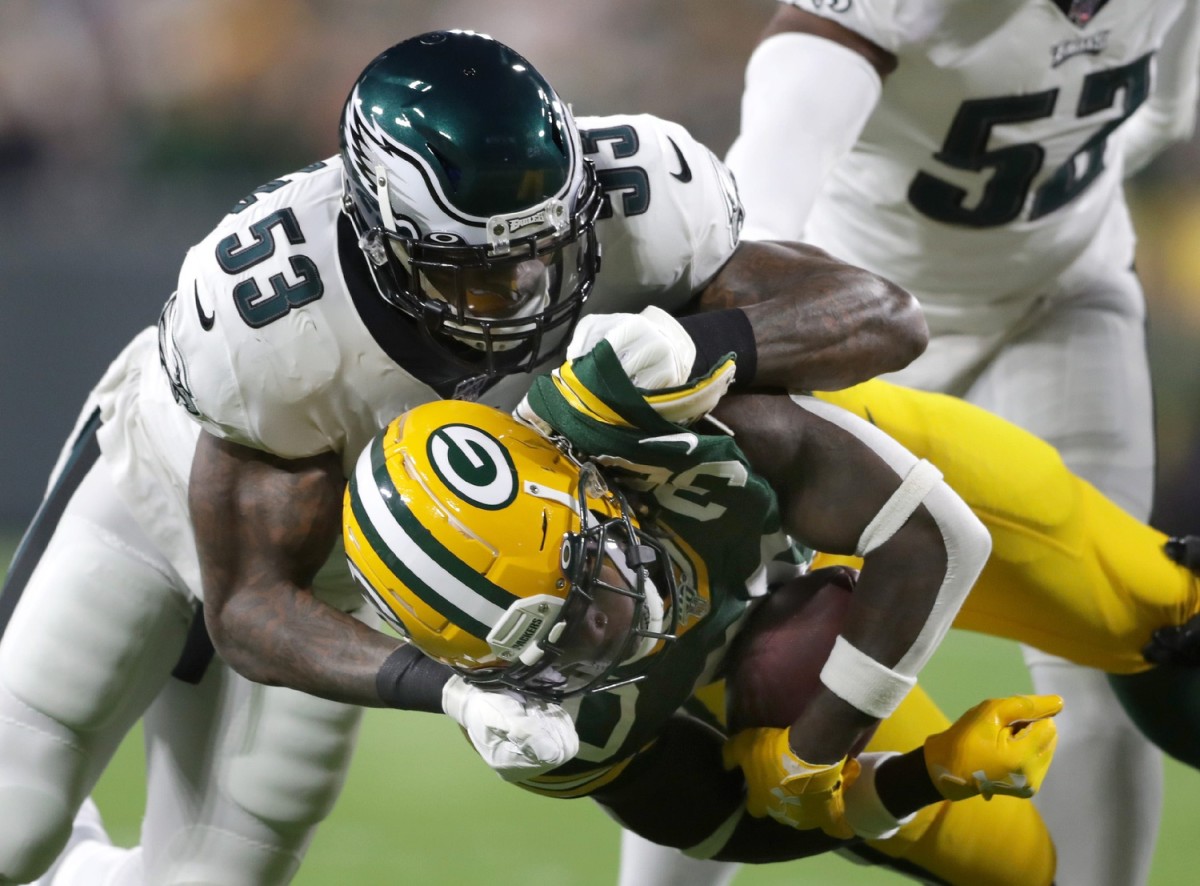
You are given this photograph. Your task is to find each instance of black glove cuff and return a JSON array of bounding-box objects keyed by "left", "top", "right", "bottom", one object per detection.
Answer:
[
  {"left": 376, "top": 643, "right": 452, "bottom": 713},
  {"left": 677, "top": 308, "right": 758, "bottom": 388}
]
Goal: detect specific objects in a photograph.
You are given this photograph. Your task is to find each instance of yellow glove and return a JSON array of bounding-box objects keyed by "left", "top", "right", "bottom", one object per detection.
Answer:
[
  {"left": 722, "top": 726, "right": 860, "bottom": 838},
  {"left": 924, "top": 694, "right": 1063, "bottom": 801}
]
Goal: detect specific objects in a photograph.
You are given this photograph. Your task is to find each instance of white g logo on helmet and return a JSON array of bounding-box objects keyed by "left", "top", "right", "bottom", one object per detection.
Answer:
[{"left": 427, "top": 425, "right": 518, "bottom": 509}]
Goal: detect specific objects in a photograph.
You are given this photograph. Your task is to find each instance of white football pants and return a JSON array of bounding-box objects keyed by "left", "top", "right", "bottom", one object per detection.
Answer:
[{"left": 0, "top": 412, "right": 362, "bottom": 886}]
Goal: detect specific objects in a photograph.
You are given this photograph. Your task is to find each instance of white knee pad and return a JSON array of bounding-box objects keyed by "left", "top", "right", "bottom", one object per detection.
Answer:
[
  {"left": 137, "top": 609, "right": 376, "bottom": 885},
  {"left": 1, "top": 521, "right": 190, "bottom": 731},
  {"left": 223, "top": 684, "right": 362, "bottom": 828},
  {"left": 139, "top": 678, "right": 363, "bottom": 886}
]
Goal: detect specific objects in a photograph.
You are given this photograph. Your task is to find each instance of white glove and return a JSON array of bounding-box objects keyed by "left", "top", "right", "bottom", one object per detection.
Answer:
[
  {"left": 566, "top": 306, "right": 696, "bottom": 389},
  {"left": 441, "top": 674, "right": 579, "bottom": 781}
]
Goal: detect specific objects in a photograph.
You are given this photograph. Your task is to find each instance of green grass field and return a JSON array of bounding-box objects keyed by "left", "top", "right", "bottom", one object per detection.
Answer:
[{"left": 4, "top": 532, "right": 1198, "bottom": 884}]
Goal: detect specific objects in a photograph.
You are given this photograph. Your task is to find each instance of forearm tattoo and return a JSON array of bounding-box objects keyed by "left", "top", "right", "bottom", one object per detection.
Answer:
[{"left": 191, "top": 436, "right": 400, "bottom": 707}]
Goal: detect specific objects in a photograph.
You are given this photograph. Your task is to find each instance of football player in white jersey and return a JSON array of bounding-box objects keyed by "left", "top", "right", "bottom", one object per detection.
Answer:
[
  {"left": 620, "top": 2, "right": 1200, "bottom": 886},
  {"left": 0, "top": 29, "right": 929, "bottom": 886}
]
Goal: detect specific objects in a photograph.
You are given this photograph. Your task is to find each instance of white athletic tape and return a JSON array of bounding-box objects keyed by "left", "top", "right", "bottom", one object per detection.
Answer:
[
  {"left": 855, "top": 459, "right": 943, "bottom": 557},
  {"left": 820, "top": 635, "right": 917, "bottom": 720}
]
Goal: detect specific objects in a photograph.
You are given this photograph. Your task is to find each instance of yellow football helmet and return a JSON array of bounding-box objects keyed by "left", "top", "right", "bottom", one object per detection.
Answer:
[{"left": 344, "top": 399, "right": 679, "bottom": 700}]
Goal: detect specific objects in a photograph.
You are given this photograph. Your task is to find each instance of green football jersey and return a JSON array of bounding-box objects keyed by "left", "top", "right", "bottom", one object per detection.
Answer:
[{"left": 517, "top": 343, "right": 812, "bottom": 797}]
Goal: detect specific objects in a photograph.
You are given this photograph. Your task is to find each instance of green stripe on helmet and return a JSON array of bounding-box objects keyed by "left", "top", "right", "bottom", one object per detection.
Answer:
[{"left": 349, "top": 435, "right": 521, "bottom": 638}]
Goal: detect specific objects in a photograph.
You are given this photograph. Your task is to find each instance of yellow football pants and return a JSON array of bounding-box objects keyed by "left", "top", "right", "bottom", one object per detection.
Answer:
[{"left": 813, "top": 379, "right": 1200, "bottom": 674}]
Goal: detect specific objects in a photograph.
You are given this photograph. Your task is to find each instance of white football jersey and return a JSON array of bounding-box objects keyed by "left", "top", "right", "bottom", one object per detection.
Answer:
[
  {"left": 94, "top": 113, "right": 742, "bottom": 603},
  {"left": 788, "top": 0, "right": 1190, "bottom": 304}
]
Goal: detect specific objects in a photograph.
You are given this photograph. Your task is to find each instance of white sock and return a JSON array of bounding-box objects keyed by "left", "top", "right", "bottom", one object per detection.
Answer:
[{"left": 617, "top": 829, "right": 740, "bottom": 886}]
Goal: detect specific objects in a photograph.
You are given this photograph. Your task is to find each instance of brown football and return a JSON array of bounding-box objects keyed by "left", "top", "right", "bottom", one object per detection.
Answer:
[{"left": 724, "top": 565, "right": 859, "bottom": 735}]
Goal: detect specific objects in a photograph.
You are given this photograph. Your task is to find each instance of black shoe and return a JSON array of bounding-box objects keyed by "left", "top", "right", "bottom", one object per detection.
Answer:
[
  {"left": 1143, "top": 537, "right": 1200, "bottom": 665},
  {"left": 1144, "top": 620, "right": 1200, "bottom": 666},
  {"left": 1165, "top": 535, "right": 1200, "bottom": 572}
]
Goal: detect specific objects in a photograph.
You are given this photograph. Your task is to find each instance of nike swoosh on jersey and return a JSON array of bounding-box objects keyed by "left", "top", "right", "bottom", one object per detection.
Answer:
[
  {"left": 194, "top": 283, "right": 215, "bottom": 331},
  {"left": 666, "top": 137, "right": 692, "bottom": 183},
  {"left": 641, "top": 432, "right": 700, "bottom": 454}
]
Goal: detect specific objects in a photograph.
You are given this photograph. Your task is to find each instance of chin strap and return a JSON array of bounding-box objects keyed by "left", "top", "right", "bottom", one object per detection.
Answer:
[{"left": 373, "top": 164, "right": 397, "bottom": 232}]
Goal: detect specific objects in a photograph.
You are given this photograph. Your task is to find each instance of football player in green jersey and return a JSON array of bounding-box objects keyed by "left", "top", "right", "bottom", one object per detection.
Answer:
[
  {"left": 347, "top": 323, "right": 1200, "bottom": 883},
  {"left": 344, "top": 353, "right": 1061, "bottom": 885}
]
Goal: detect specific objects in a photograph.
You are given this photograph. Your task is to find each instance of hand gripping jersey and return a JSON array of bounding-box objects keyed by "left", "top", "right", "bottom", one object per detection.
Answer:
[
  {"left": 94, "top": 113, "right": 743, "bottom": 605},
  {"left": 787, "top": 0, "right": 1192, "bottom": 304},
  {"left": 510, "top": 344, "right": 812, "bottom": 797}
]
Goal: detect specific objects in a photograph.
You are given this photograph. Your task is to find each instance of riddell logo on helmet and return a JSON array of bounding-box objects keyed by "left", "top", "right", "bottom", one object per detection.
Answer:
[{"left": 509, "top": 209, "right": 547, "bottom": 233}]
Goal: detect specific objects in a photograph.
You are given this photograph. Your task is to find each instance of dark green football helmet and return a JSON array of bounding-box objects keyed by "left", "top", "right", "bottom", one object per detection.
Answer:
[{"left": 339, "top": 30, "right": 602, "bottom": 375}]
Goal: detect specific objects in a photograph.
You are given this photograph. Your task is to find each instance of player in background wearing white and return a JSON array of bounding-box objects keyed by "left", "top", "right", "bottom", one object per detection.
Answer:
[
  {"left": 618, "top": 1, "right": 1200, "bottom": 885},
  {"left": 0, "top": 29, "right": 928, "bottom": 886}
]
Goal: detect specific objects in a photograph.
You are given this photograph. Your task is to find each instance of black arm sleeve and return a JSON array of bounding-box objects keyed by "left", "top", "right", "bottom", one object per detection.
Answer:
[
  {"left": 376, "top": 644, "right": 454, "bottom": 713},
  {"left": 678, "top": 308, "right": 759, "bottom": 388}
]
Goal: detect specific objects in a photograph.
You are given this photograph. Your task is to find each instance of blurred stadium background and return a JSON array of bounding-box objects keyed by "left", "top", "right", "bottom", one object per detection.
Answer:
[{"left": 2, "top": 1, "right": 1198, "bottom": 882}]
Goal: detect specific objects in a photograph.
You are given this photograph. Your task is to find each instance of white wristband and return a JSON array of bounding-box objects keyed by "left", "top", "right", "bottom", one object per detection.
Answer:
[{"left": 820, "top": 635, "right": 916, "bottom": 719}]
